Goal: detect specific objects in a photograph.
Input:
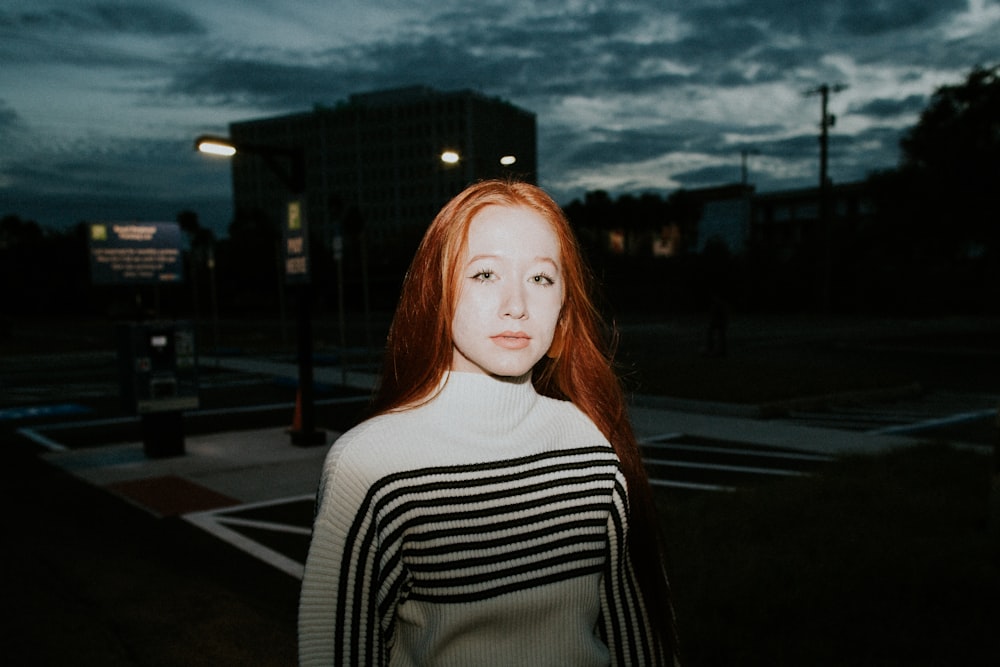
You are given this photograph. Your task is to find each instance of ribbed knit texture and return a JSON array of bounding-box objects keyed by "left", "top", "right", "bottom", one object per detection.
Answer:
[{"left": 298, "top": 372, "right": 661, "bottom": 666}]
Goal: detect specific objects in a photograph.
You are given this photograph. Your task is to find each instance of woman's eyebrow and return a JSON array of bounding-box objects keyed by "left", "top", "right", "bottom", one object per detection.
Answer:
[
  {"left": 466, "top": 253, "right": 499, "bottom": 265},
  {"left": 464, "top": 253, "right": 560, "bottom": 269}
]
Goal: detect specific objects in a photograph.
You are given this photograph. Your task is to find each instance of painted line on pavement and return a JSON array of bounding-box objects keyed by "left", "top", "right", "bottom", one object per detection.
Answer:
[{"left": 184, "top": 494, "right": 315, "bottom": 580}]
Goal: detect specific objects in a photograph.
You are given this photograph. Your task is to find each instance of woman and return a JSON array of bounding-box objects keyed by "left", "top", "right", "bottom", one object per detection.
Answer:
[{"left": 299, "top": 180, "right": 678, "bottom": 666}]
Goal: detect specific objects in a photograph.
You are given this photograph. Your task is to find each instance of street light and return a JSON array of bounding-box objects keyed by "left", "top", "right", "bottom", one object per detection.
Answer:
[
  {"left": 195, "top": 136, "right": 237, "bottom": 157},
  {"left": 195, "top": 134, "right": 305, "bottom": 193},
  {"left": 439, "top": 150, "right": 519, "bottom": 168},
  {"left": 195, "top": 133, "right": 324, "bottom": 447}
]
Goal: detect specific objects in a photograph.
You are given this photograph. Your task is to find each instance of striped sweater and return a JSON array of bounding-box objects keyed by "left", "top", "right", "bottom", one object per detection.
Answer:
[{"left": 299, "top": 371, "right": 663, "bottom": 666}]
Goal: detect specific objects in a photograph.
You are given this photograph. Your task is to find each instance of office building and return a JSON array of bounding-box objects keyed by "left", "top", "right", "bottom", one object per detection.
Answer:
[{"left": 227, "top": 86, "right": 537, "bottom": 272}]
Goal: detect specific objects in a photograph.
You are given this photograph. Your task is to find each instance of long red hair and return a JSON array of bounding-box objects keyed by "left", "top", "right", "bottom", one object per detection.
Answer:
[{"left": 371, "top": 179, "right": 677, "bottom": 662}]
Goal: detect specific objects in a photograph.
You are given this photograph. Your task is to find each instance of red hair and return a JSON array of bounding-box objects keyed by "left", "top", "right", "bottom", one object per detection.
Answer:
[{"left": 372, "top": 179, "right": 677, "bottom": 661}]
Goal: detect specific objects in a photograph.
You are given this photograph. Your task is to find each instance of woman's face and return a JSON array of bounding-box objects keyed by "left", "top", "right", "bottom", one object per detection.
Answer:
[{"left": 451, "top": 204, "right": 564, "bottom": 378}]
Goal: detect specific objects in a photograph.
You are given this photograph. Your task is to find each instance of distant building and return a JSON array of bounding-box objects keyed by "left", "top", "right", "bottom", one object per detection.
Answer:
[
  {"left": 750, "top": 181, "right": 875, "bottom": 260},
  {"left": 594, "top": 180, "right": 876, "bottom": 259},
  {"left": 688, "top": 184, "right": 754, "bottom": 254},
  {"left": 227, "top": 86, "right": 537, "bottom": 269}
]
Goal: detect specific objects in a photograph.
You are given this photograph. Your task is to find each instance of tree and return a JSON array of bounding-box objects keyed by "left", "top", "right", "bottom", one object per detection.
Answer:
[
  {"left": 898, "top": 64, "right": 1000, "bottom": 258},
  {"left": 222, "top": 207, "right": 282, "bottom": 311},
  {"left": 863, "top": 65, "right": 1000, "bottom": 313}
]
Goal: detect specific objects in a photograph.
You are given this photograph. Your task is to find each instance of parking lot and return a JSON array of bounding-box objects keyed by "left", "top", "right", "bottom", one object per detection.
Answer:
[{"left": 2, "top": 313, "right": 997, "bottom": 665}]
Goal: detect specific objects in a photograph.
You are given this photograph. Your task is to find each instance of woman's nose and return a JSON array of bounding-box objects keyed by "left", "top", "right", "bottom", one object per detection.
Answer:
[{"left": 501, "top": 283, "right": 528, "bottom": 319}]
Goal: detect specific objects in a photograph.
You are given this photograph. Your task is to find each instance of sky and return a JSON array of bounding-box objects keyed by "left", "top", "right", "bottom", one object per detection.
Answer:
[{"left": 1, "top": 1, "right": 998, "bottom": 238}]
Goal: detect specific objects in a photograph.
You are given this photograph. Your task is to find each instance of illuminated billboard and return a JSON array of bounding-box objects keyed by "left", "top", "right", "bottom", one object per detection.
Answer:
[{"left": 89, "top": 221, "right": 184, "bottom": 285}]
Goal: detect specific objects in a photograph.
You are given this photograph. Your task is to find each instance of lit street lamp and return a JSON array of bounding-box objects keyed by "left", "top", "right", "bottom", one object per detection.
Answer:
[
  {"left": 196, "top": 134, "right": 305, "bottom": 193},
  {"left": 439, "top": 150, "right": 519, "bottom": 169},
  {"left": 195, "top": 137, "right": 237, "bottom": 157},
  {"left": 195, "top": 134, "right": 324, "bottom": 446}
]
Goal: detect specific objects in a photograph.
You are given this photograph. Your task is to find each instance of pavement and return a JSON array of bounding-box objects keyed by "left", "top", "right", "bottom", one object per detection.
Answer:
[
  {"left": 6, "top": 355, "right": 938, "bottom": 666},
  {"left": 37, "top": 356, "right": 924, "bottom": 517},
  {"left": 5, "top": 313, "right": 998, "bottom": 665}
]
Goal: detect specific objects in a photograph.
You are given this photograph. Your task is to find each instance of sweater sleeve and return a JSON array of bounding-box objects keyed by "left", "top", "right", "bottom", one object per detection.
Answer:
[
  {"left": 298, "top": 429, "right": 405, "bottom": 667},
  {"left": 598, "top": 469, "right": 666, "bottom": 666}
]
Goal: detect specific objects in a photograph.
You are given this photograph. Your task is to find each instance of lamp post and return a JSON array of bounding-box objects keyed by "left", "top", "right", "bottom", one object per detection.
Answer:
[{"left": 195, "top": 134, "right": 325, "bottom": 446}]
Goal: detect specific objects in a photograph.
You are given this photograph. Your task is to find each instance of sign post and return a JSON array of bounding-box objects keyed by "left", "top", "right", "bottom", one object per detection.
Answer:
[
  {"left": 91, "top": 221, "right": 196, "bottom": 458},
  {"left": 283, "top": 199, "right": 325, "bottom": 446}
]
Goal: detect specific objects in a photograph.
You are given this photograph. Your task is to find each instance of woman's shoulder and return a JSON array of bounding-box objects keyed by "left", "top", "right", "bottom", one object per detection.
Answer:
[
  {"left": 322, "top": 410, "right": 430, "bottom": 478},
  {"left": 330, "top": 409, "right": 420, "bottom": 454},
  {"left": 535, "top": 392, "right": 607, "bottom": 436}
]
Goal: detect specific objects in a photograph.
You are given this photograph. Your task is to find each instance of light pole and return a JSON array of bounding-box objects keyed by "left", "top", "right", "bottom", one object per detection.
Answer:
[{"left": 195, "top": 134, "right": 325, "bottom": 446}]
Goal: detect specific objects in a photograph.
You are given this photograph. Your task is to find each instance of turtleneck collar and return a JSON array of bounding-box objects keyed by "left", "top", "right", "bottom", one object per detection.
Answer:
[{"left": 424, "top": 371, "right": 541, "bottom": 437}]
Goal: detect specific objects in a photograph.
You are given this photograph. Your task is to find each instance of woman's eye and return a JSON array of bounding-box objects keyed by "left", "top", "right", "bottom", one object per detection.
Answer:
[
  {"left": 531, "top": 273, "right": 555, "bottom": 286},
  {"left": 473, "top": 270, "right": 495, "bottom": 281}
]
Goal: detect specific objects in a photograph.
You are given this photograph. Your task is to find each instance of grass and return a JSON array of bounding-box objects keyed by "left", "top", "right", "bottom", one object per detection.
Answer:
[{"left": 657, "top": 445, "right": 1000, "bottom": 666}]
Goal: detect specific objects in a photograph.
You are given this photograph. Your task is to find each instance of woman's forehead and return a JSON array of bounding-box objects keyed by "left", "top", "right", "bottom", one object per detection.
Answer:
[{"left": 464, "top": 205, "right": 561, "bottom": 256}]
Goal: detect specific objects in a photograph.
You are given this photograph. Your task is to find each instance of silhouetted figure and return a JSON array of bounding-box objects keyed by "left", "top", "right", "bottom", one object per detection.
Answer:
[{"left": 704, "top": 294, "right": 728, "bottom": 357}]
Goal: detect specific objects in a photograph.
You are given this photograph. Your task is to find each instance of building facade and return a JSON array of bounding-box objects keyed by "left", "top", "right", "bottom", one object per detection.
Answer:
[
  {"left": 227, "top": 86, "right": 537, "bottom": 271},
  {"left": 590, "top": 180, "right": 876, "bottom": 260},
  {"left": 750, "top": 181, "right": 875, "bottom": 260}
]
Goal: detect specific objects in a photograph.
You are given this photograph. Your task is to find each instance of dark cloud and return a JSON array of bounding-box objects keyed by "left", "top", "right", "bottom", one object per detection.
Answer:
[
  {"left": 0, "top": 99, "right": 20, "bottom": 132},
  {"left": 3, "top": 134, "right": 222, "bottom": 198},
  {"left": 0, "top": 3, "right": 204, "bottom": 36},
  {"left": 833, "top": 0, "right": 966, "bottom": 36},
  {"left": 851, "top": 94, "right": 927, "bottom": 118},
  {"left": 1, "top": 132, "right": 232, "bottom": 234},
  {"left": 559, "top": 129, "right": 679, "bottom": 170},
  {"left": 166, "top": 57, "right": 353, "bottom": 110},
  {"left": 0, "top": 3, "right": 203, "bottom": 68},
  {"left": 686, "top": 0, "right": 966, "bottom": 38},
  {"left": 672, "top": 164, "right": 748, "bottom": 188}
]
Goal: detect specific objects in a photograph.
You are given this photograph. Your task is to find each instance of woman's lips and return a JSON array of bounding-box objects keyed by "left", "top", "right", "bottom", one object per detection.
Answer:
[{"left": 491, "top": 331, "right": 531, "bottom": 349}]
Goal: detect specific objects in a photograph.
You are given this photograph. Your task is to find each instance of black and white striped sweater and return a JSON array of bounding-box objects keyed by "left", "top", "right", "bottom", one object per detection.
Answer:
[{"left": 299, "top": 371, "right": 663, "bottom": 666}]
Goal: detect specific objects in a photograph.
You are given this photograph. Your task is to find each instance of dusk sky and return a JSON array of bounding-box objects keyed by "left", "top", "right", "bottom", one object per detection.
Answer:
[{"left": 2, "top": 1, "right": 997, "bottom": 238}]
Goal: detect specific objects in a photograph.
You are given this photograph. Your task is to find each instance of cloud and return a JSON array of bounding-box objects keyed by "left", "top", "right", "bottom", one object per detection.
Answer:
[
  {"left": 0, "top": 3, "right": 203, "bottom": 70},
  {"left": 672, "top": 163, "right": 748, "bottom": 188},
  {"left": 2, "top": 0, "right": 998, "bottom": 231},
  {"left": 0, "top": 3, "right": 204, "bottom": 36},
  {"left": 165, "top": 56, "right": 352, "bottom": 110},
  {"left": 851, "top": 94, "right": 928, "bottom": 119},
  {"left": 833, "top": 0, "right": 966, "bottom": 36},
  {"left": 0, "top": 99, "right": 19, "bottom": 131}
]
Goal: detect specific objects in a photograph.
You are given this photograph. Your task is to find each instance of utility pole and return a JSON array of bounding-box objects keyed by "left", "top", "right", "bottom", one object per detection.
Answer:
[{"left": 806, "top": 83, "right": 846, "bottom": 311}]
